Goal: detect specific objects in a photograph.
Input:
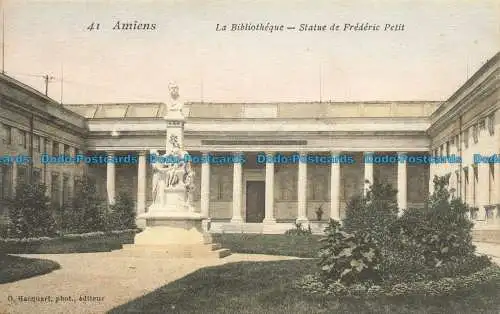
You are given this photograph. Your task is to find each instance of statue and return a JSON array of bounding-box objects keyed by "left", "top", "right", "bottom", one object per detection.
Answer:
[{"left": 168, "top": 82, "right": 184, "bottom": 112}]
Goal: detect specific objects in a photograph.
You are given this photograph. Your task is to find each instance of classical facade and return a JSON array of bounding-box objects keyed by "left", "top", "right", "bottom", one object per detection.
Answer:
[{"left": 0, "top": 51, "right": 499, "bottom": 235}]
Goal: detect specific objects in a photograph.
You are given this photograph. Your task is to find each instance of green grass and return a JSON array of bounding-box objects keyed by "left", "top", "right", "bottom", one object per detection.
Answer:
[
  {"left": 211, "top": 233, "right": 322, "bottom": 257},
  {"left": 0, "top": 254, "right": 61, "bottom": 284},
  {"left": 109, "top": 259, "right": 500, "bottom": 314}
]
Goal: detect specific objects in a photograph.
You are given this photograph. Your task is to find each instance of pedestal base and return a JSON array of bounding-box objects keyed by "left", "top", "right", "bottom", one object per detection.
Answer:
[{"left": 124, "top": 213, "right": 230, "bottom": 258}]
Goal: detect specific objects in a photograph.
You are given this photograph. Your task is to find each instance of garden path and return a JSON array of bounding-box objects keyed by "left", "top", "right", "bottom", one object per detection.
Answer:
[{"left": 0, "top": 252, "right": 303, "bottom": 314}]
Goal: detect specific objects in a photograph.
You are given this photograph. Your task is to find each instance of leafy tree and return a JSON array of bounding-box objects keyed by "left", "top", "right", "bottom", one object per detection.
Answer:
[
  {"left": 342, "top": 180, "right": 399, "bottom": 244},
  {"left": 108, "top": 192, "right": 136, "bottom": 230},
  {"left": 70, "top": 176, "right": 106, "bottom": 233},
  {"left": 318, "top": 219, "right": 382, "bottom": 285},
  {"left": 393, "top": 174, "right": 475, "bottom": 266},
  {"left": 8, "top": 183, "right": 57, "bottom": 238}
]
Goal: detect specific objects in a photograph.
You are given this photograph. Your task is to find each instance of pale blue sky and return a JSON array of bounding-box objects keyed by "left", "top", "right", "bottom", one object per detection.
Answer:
[{"left": 2, "top": 0, "right": 499, "bottom": 104}]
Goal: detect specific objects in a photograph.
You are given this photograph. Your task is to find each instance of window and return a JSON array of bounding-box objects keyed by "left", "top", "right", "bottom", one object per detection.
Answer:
[
  {"left": 51, "top": 173, "right": 60, "bottom": 207},
  {"left": 62, "top": 175, "right": 71, "bottom": 206},
  {"left": 44, "top": 139, "right": 50, "bottom": 154},
  {"left": 472, "top": 125, "right": 479, "bottom": 144},
  {"left": 17, "top": 166, "right": 27, "bottom": 186},
  {"left": 33, "top": 135, "right": 39, "bottom": 152},
  {"left": 463, "top": 167, "right": 468, "bottom": 203},
  {"left": 33, "top": 168, "right": 41, "bottom": 184},
  {"left": 479, "top": 119, "right": 486, "bottom": 130},
  {"left": 18, "top": 129, "right": 26, "bottom": 147},
  {"left": 52, "top": 141, "right": 59, "bottom": 155},
  {"left": 0, "top": 165, "right": 12, "bottom": 199},
  {"left": 463, "top": 129, "right": 469, "bottom": 148},
  {"left": 5, "top": 125, "right": 11, "bottom": 145},
  {"left": 446, "top": 141, "right": 450, "bottom": 157},
  {"left": 488, "top": 114, "right": 495, "bottom": 135}
]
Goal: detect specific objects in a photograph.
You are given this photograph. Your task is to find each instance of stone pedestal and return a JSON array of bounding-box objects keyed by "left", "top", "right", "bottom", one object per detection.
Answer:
[{"left": 124, "top": 86, "right": 230, "bottom": 258}]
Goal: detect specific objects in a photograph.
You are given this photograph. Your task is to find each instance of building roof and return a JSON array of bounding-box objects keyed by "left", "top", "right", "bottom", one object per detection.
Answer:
[{"left": 64, "top": 101, "right": 442, "bottom": 119}]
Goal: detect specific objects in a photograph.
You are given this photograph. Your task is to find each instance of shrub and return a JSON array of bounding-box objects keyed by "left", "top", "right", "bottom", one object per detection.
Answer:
[
  {"left": 7, "top": 183, "right": 57, "bottom": 238},
  {"left": 108, "top": 192, "right": 136, "bottom": 230},
  {"left": 317, "top": 219, "right": 382, "bottom": 285},
  {"left": 342, "top": 180, "right": 399, "bottom": 244},
  {"left": 70, "top": 176, "right": 106, "bottom": 233},
  {"left": 284, "top": 222, "right": 312, "bottom": 236},
  {"left": 392, "top": 174, "right": 476, "bottom": 266},
  {"left": 298, "top": 265, "right": 500, "bottom": 298}
]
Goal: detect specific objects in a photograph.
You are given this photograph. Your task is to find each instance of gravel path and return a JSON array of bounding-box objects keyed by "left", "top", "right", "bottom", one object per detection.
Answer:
[{"left": 0, "top": 252, "right": 302, "bottom": 314}]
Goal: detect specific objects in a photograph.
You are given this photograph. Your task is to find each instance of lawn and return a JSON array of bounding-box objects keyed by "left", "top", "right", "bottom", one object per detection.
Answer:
[
  {"left": 211, "top": 233, "right": 322, "bottom": 257},
  {"left": 109, "top": 259, "right": 500, "bottom": 314},
  {"left": 0, "top": 254, "right": 61, "bottom": 284}
]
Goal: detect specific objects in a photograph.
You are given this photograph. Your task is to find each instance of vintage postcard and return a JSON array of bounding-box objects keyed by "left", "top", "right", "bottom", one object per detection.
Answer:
[{"left": 0, "top": 1, "right": 499, "bottom": 313}]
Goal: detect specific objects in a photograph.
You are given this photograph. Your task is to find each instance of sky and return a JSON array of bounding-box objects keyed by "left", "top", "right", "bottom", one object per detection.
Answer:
[{"left": 1, "top": 0, "right": 499, "bottom": 104}]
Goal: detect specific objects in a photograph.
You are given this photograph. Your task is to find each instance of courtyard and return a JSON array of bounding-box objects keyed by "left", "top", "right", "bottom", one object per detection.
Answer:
[{"left": 1, "top": 237, "right": 499, "bottom": 314}]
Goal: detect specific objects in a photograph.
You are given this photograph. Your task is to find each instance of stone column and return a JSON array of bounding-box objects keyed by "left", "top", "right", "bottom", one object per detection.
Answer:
[
  {"left": 137, "top": 151, "right": 147, "bottom": 215},
  {"left": 200, "top": 152, "right": 211, "bottom": 219},
  {"left": 296, "top": 152, "right": 308, "bottom": 224},
  {"left": 363, "top": 151, "right": 374, "bottom": 196},
  {"left": 231, "top": 152, "right": 243, "bottom": 223},
  {"left": 106, "top": 151, "right": 116, "bottom": 205},
  {"left": 397, "top": 152, "right": 407, "bottom": 215},
  {"left": 264, "top": 152, "right": 276, "bottom": 224},
  {"left": 330, "top": 151, "right": 341, "bottom": 221}
]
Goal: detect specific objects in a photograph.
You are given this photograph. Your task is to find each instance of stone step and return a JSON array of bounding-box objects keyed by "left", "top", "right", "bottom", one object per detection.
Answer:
[{"left": 119, "top": 243, "right": 230, "bottom": 258}]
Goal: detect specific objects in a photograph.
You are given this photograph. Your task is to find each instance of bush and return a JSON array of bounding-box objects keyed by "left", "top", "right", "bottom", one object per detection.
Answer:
[
  {"left": 392, "top": 174, "right": 476, "bottom": 267},
  {"left": 342, "top": 180, "right": 399, "bottom": 244},
  {"left": 317, "top": 219, "right": 382, "bottom": 285},
  {"left": 284, "top": 222, "right": 312, "bottom": 236},
  {"left": 7, "top": 183, "right": 57, "bottom": 238},
  {"left": 298, "top": 265, "right": 500, "bottom": 298},
  {"left": 69, "top": 176, "right": 107, "bottom": 233},
  {"left": 108, "top": 192, "right": 136, "bottom": 230}
]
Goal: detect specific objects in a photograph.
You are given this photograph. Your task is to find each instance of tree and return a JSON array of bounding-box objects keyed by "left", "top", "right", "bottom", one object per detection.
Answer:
[
  {"left": 8, "top": 183, "right": 56, "bottom": 238},
  {"left": 108, "top": 192, "right": 136, "bottom": 230}
]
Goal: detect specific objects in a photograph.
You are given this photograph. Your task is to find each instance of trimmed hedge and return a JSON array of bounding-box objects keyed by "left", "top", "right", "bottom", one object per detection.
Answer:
[
  {"left": 297, "top": 265, "right": 500, "bottom": 298},
  {"left": 0, "top": 229, "right": 139, "bottom": 253}
]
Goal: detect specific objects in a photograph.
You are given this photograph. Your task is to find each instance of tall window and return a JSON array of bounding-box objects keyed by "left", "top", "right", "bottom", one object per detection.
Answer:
[
  {"left": 463, "top": 129, "right": 469, "bottom": 148},
  {"left": 5, "top": 125, "right": 11, "bottom": 145},
  {"left": 33, "top": 168, "right": 41, "bottom": 184},
  {"left": 472, "top": 125, "right": 479, "bottom": 143},
  {"left": 488, "top": 114, "right": 495, "bottom": 135},
  {"left": 0, "top": 165, "right": 12, "bottom": 199},
  {"left": 473, "top": 165, "right": 478, "bottom": 208},
  {"left": 463, "top": 167, "right": 469, "bottom": 203},
  {"left": 489, "top": 163, "right": 495, "bottom": 204},
  {"left": 17, "top": 166, "right": 27, "bottom": 186},
  {"left": 62, "top": 175, "right": 70, "bottom": 207},
  {"left": 51, "top": 173, "right": 60, "bottom": 208},
  {"left": 52, "top": 141, "right": 59, "bottom": 155}
]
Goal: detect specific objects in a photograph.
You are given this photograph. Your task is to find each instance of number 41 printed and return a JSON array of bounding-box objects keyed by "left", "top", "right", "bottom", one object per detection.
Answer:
[{"left": 86, "top": 22, "right": 101, "bottom": 31}]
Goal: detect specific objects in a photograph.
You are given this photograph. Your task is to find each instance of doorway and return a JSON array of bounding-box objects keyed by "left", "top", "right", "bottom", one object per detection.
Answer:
[{"left": 245, "top": 181, "right": 265, "bottom": 223}]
